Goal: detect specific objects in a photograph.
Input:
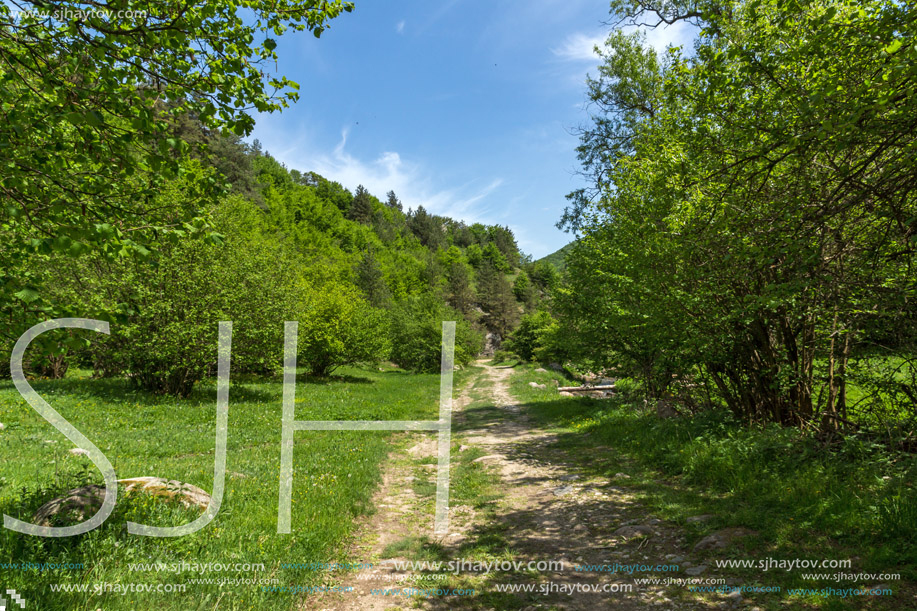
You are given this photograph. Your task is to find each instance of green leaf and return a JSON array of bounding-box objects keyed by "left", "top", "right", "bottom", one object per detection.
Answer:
[
  {"left": 64, "top": 111, "right": 84, "bottom": 125},
  {"left": 14, "top": 287, "right": 40, "bottom": 304}
]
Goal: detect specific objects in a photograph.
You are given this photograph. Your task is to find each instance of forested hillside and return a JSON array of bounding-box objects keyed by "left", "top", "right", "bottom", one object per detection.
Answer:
[
  {"left": 536, "top": 241, "right": 574, "bottom": 273},
  {"left": 1, "top": 121, "right": 564, "bottom": 392}
]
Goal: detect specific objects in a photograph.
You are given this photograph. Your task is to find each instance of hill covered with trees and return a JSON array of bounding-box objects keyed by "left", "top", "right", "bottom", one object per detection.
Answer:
[
  {"left": 536, "top": 241, "right": 575, "bottom": 273},
  {"left": 1, "top": 117, "right": 558, "bottom": 394}
]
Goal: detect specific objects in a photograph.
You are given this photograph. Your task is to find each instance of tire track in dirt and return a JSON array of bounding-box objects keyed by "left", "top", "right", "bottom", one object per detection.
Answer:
[{"left": 305, "top": 362, "right": 724, "bottom": 610}]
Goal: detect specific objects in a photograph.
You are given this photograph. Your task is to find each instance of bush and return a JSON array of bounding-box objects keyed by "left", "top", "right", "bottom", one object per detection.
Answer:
[
  {"left": 491, "top": 350, "right": 519, "bottom": 364},
  {"left": 505, "top": 310, "right": 555, "bottom": 361},
  {"left": 296, "top": 283, "right": 390, "bottom": 376},
  {"left": 531, "top": 320, "right": 571, "bottom": 364},
  {"left": 388, "top": 295, "right": 482, "bottom": 372},
  {"left": 49, "top": 194, "right": 298, "bottom": 396}
]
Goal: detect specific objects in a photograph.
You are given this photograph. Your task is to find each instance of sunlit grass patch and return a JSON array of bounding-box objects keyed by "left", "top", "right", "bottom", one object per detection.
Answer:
[{"left": 0, "top": 365, "right": 465, "bottom": 610}]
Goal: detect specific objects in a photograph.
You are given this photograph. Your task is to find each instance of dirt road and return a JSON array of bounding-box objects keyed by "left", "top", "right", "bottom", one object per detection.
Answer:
[{"left": 307, "top": 362, "right": 726, "bottom": 610}]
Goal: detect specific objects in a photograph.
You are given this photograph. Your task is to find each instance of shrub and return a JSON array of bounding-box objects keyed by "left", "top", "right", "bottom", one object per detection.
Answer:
[
  {"left": 531, "top": 319, "right": 571, "bottom": 364},
  {"left": 505, "top": 310, "right": 555, "bottom": 361},
  {"left": 107, "top": 237, "right": 231, "bottom": 397},
  {"left": 491, "top": 350, "right": 519, "bottom": 364},
  {"left": 50, "top": 194, "right": 298, "bottom": 396},
  {"left": 388, "top": 295, "right": 482, "bottom": 372},
  {"left": 296, "top": 283, "right": 390, "bottom": 376}
]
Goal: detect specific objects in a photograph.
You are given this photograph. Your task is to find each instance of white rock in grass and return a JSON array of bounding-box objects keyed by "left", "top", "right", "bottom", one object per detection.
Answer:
[
  {"left": 118, "top": 477, "right": 211, "bottom": 510},
  {"left": 33, "top": 479, "right": 212, "bottom": 527},
  {"left": 69, "top": 448, "right": 90, "bottom": 457},
  {"left": 0, "top": 422, "right": 5, "bottom": 430}
]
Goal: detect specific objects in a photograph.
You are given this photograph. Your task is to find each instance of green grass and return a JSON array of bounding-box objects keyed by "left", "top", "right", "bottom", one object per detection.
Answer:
[
  {"left": 506, "top": 362, "right": 917, "bottom": 610},
  {"left": 842, "top": 355, "right": 916, "bottom": 428},
  {"left": 0, "top": 364, "right": 467, "bottom": 610},
  {"left": 373, "top": 366, "right": 527, "bottom": 610}
]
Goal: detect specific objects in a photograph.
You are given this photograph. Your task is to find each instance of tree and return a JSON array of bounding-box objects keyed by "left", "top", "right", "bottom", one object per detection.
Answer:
[
  {"left": 386, "top": 190, "right": 403, "bottom": 211},
  {"left": 446, "top": 261, "right": 475, "bottom": 315},
  {"left": 355, "top": 250, "right": 391, "bottom": 307},
  {"left": 297, "top": 283, "right": 390, "bottom": 377},
  {"left": 477, "top": 262, "right": 519, "bottom": 337},
  {"left": 348, "top": 185, "right": 374, "bottom": 223},
  {"left": 388, "top": 295, "right": 482, "bottom": 372},
  {"left": 512, "top": 271, "right": 536, "bottom": 309},
  {"left": 506, "top": 310, "right": 555, "bottom": 361},
  {"left": 49, "top": 189, "right": 298, "bottom": 396},
  {"left": 488, "top": 225, "right": 520, "bottom": 268},
  {"left": 559, "top": 0, "right": 917, "bottom": 428},
  {"left": 0, "top": 0, "right": 352, "bottom": 343},
  {"left": 407, "top": 206, "right": 444, "bottom": 249},
  {"left": 465, "top": 243, "right": 484, "bottom": 268},
  {"left": 482, "top": 242, "right": 510, "bottom": 272},
  {"left": 529, "top": 260, "right": 560, "bottom": 294}
]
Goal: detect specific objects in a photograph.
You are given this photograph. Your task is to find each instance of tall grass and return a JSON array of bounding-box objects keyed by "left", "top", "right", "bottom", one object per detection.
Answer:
[{"left": 0, "top": 365, "right": 457, "bottom": 610}]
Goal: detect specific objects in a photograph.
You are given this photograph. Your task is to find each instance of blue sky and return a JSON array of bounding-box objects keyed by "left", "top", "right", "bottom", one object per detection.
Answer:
[{"left": 250, "top": 0, "right": 694, "bottom": 258}]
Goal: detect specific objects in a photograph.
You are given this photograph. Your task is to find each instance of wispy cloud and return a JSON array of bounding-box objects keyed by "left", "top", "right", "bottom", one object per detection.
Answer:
[
  {"left": 395, "top": 20, "right": 405, "bottom": 34},
  {"left": 631, "top": 20, "right": 696, "bottom": 54},
  {"left": 554, "top": 21, "right": 696, "bottom": 66},
  {"left": 273, "top": 127, "right": 505, "bottom": 225},
  {"left": 552, "top": 32, "right": 605, "bottom": 62}
]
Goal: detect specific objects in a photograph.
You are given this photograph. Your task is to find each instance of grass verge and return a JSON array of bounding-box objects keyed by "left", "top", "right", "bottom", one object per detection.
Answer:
[{"left": 507, "top": 362, "right": 917, "bottom": 610}]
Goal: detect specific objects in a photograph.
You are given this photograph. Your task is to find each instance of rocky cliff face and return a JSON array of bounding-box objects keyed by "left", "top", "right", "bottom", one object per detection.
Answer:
[{"left": 482, "top": 332, "right": 501, "bottom": 356}]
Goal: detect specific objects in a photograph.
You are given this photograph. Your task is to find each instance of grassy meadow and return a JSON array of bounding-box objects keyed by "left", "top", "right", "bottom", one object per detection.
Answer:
[{"left": 0, "top": 364, "right": 460, "bottom": 610}]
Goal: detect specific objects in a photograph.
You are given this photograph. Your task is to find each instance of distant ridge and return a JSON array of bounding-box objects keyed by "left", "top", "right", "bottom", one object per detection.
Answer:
[{"left": 537, "top": 241, "right": 574, "bottom": 272}]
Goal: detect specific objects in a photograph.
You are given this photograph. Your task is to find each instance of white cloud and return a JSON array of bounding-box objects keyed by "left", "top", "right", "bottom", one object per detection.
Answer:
[
  {"left": 552, "top": 32, "right": 605, "bottom": 62},
  {"left": 555, "top": 21, "right": 697, "bottom": 67},
  {"left": 631, "top": 20, "right": 696, "bottom": 54},
  {"left": 396, "top": 20, "right": 405, "bottom": 34},
  {"left": 275, "top": 127, "right": 505, "bottom": 225}
]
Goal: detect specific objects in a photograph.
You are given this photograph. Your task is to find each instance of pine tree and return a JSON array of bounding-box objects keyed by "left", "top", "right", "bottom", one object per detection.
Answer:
[
  {"left": 355, "top": 250, "right": 390, "bottom": 307},
  {"left": 348, "top": 184, "right": 373, "bottom": 223},
  {"left": 477, "top": 262, "right": 519, "bottom": 336},
  {"left": 407, "top": 205, "right": 444, "bottom": 249},
  {"left": 386, "top": 190, "right": 403, "bottom": 211},
  {"left": 447, "top": 261, "right": 475, "bottom": 315}
]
